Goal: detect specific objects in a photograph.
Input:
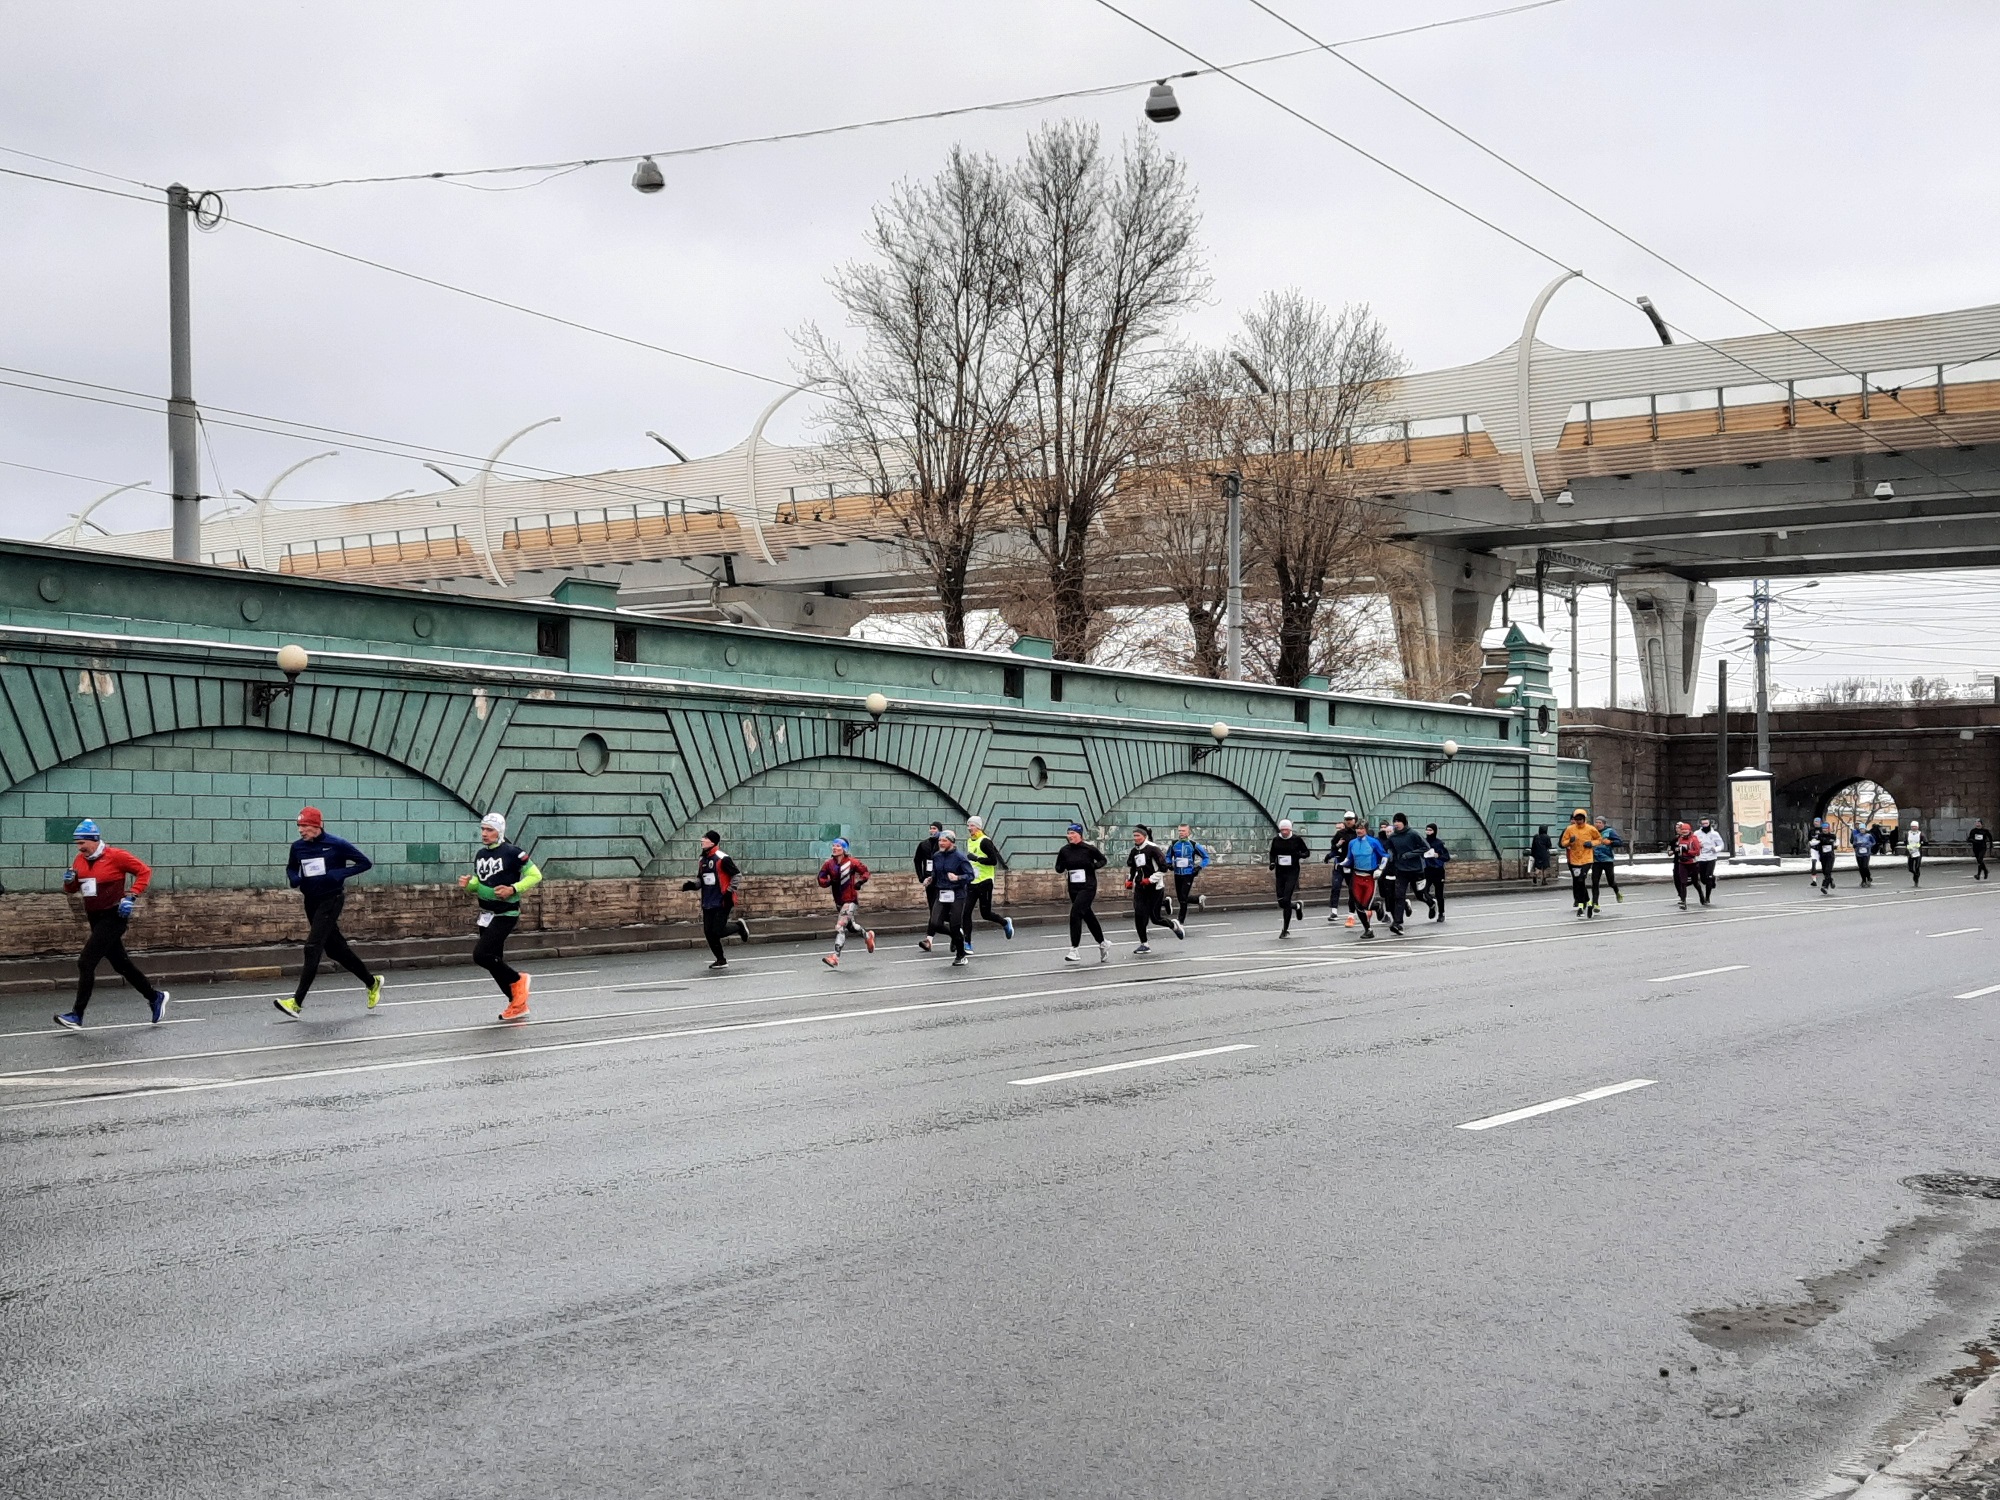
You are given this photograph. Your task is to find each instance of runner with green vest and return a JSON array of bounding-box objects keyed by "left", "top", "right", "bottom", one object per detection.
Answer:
[
  {"left": 458, "top": 811, "right": 543, "bottom": 1022},
  {"left": 964, "top": 815, "right": 1015, "bottom": 942}
]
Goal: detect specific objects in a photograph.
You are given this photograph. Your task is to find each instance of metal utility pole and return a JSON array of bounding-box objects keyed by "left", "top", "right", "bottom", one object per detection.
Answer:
[
  {"left": 1608, "top": 582, "right": 1618, "bottom": 710},
  {"left": 1568, "top": 587, "right": 1579, "bottom": 709},
  {"left": 1715, "top": 660, "right": 1730, "bottom": 840},
  {"left": 166, "top": 184, "right": 201, "bottom": 563},
  {"left": 1751, "top": 578, "right": 1772, "bottom": 773},
  {"left": 1223, "top": 468, "right": 1244, "bottom": 682}
]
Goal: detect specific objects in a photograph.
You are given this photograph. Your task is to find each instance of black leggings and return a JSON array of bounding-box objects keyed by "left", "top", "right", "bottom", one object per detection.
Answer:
[
  {"left": 1134, "top": 885, "right": 1171, "bottom": 941},
  {"left": 74, "top": 909, "right": 157, "bottom": 1017},
  {"left": 1068, "top": 891, "right": 1104, "bottom": 947},
  {"left": 1591, "top": 864, "right": 1619, "bottom": 900},
  {"left": 1570, "top": 866, "right": 1592, "bottom": 906},
  {"left": 971, "top": 880, "right": 1006, "bottom": 925},
  {"left": 1173, "top": 872, "right": 1197, "bottom": 919},
  {"left": 1276, "top": 876, "right": 1299, "bottom": 932},
  {"left": 702, "top": 904, "right": 732, "bottom": 963},
  {"left": 1425, "top": 868, "right": 1446, "bottom": 917},
  {"left": 297, "top": 888, "right": 374, "bottom": 1002},
  {"left": 473, "top": 913, "right": 521, "bottom": 994}
]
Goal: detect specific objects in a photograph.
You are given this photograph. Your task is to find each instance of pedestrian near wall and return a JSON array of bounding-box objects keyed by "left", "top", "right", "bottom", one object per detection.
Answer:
[
  {"left": 1559, "top": 809, "right": 1601, "bottom": 918},
  {"left": 1970, "top": 821, "right": 1991, "bottom": 880},
  {"left": 1055, "top": 823, "right": 1109, "bottom": 963},
  {"left": 816, "top": 838, "right": 875, "bottom": 969},
  {"left": 1906, "top": 821, "right": 1924, "bottom": 887},
  {"left": 1269, "top": 818, "right": 1310, "bottom": 937},
  {"left": 52, "top": 819, "right": 168, "bottom": 1032},
  {"left": 459, "top": 811, "right": 541, "bottom": 1020},
  {"left": 1422, "top": 823, "right": 1451, "bottom": 921},
  {"left": 684, "top": 831, "right": 750, "bottom": 970},
  {"left": 275, "top": 807, "right": 381, "bottom": 1019},
  {"left": 1325, "top": 812, "right": 1360, "bottom": 920},
  {"left": 964, "top": 815, "right": 1015, "bottom": 942},
  {"left": 1126, "top": 825, "right": 1183, "bottom": 953},
  {"left": 1529, "top": 825, "right": 1554, "bottom": 886},
  {"left": 931, "top": 829, "right": 976, "bottom": 966}
]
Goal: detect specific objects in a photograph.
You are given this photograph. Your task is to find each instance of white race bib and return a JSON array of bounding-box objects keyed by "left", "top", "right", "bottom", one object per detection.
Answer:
[
  {"left": 938, "top": 889, "right": 956, "bottom": 904},
  {"left": 1175, "top": 859, "right": 1191, "bottom": 870},
  {"left": 1277, "top": 855, "right": 1293, "bottom": 866},
  {"left": 301, "top": 857, "right": 327, "bottom": 878},
  {"left": 702, "top": 872, "right": 717, "bottom": 885},
  {"left": 476, "top": 912, "right": 494, "bottom": 927},
  {"left": 1068, "top": 868, "right": 1087, "bottom": 883},
  {"left": 78, "top": 877, "right": 97, "bottom": 897}
]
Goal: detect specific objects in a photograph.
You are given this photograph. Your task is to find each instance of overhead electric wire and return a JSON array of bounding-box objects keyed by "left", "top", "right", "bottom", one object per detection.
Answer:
[{"left": 205, "top": 0, "right": 1568, "bottom": 194}]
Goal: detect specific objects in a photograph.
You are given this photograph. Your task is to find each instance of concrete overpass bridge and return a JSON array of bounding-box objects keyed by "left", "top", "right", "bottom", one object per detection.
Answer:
[{"left": 66, "top": 301, "right": 2000, "bottom": 710}]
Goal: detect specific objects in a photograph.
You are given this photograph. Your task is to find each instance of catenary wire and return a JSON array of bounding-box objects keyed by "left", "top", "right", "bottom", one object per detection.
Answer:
[{"left": 204, "top": 1, "right": 1569, "bottom": 194}]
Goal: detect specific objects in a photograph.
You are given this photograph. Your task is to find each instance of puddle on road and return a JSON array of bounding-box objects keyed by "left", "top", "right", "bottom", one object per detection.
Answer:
[{"left": 1688, "top": 1214, "right": 1960, "bottom": 1359}]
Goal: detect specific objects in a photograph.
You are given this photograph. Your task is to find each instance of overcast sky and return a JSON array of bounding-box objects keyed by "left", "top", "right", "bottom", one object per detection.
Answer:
[{"left": 5, "top": 0, "right": 1997, "bottom": 703}]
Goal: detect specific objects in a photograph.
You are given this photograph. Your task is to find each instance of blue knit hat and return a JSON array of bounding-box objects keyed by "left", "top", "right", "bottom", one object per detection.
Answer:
[
  {"left": 830, "top": 837, "right": 849, "bottom": 852},
  {"left": 72, "top": 818, "right": 100, "bottom": 839}
]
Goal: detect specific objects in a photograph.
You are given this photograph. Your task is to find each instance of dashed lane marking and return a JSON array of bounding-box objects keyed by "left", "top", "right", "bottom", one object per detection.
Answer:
[
  {"left": 1928, "top": 928, "right": 1982, "bottom": 939},
  {"left": 1458, "top": 1078, "right": 1657, "bottom": 1132},
  {"left": 1646, "top": 965, "right": 1748, "bottom": 983},
  {"left": 1008, "top": 1044, "right": 1257, "bottom": 1087},
  {"left": 1955, "top": 983, "right": 2000, "bottom": 999}
]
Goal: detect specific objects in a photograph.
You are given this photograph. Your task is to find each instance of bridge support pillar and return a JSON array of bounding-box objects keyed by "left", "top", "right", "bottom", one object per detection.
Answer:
[
  {"left": 1392, "top": 547, "right": 1515, "bottom": 698},
  {"left": 1618, "top": 572, "right": 1716, "bottom": 716}
]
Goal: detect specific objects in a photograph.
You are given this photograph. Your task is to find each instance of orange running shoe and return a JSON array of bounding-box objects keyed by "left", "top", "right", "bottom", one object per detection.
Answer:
[
  {"left": 864, "top": 930, "right": 876, "bottom": 954},
  {"left": 498, "top": 974, "right": 531, "bottom": 1022}
]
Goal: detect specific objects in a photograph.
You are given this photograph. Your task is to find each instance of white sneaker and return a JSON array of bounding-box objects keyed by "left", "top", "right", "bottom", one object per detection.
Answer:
[
  {"left": 1065, "top": 948, "right": 1080, "bottom": 963},
  {"left": 918, "top": 936, "right": 933, "bottom": 952},
  {"left": 1098, "top": 943, "right": 1109, "bottom": 963},
  {"left": 1171, "top": 920, "right": 1185, "bottom": 940}
]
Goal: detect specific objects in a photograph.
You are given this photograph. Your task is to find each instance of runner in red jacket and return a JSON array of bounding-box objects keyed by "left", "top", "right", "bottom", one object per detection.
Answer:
[
  {"left": 54, "top": 819, "right": 168, "bottom": 1031},
  {"left": 815, "top": 839, "right": 875, "bottom": 969}
]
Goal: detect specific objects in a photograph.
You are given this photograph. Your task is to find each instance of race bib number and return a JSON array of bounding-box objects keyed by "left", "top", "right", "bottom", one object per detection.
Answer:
[
  {"left": 1277, "top": 855, "right": 1293, "bottom": 866},
  {"left": 702, "top": 872, "right": 717, "bottom": 885},
  {"left": 301, "top": 857, "right": 327, "bottom": 878},
  {"left": 1175, "top": 858, "right": 1191, "bottom": 870},
  {"left": 78, "top": 877, "right": 97, "bottom": 897},
  {"left": 1068, "top": 868, "right": 1087, "bottom": 883},
  {"left": 476, "top": 912, "right": 494, "bottom": 927},
  {"left": 938, "top": 889, "right": 956, "bottom": 904}
]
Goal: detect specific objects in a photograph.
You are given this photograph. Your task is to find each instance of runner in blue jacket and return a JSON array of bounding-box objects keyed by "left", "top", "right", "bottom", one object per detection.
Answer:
[
  {"left": 1166, "top": 824, "right": 1212, "bottom": 920},
  {"left": 1342, "top": 827, "right": 1386, "bottom": 938},
  {"left": 930, "top": 831, "right": 978, "bottom": 966}
]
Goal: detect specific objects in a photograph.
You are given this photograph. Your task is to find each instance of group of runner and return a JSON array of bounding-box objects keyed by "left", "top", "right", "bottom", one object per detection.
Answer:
[{"left": 50, "top": 807, "right": 542, "bottom": 1031}]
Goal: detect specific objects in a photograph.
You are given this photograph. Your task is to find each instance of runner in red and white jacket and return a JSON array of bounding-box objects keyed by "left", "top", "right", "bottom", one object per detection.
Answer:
[
  {"left": 815, "top": 839, "right": 876, "bottom": 968},
  {"left": 54, "top": 818, "right": 168, "bottom": 1031}
]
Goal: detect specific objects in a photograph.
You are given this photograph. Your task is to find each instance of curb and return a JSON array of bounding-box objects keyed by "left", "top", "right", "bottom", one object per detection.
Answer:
[{"left": 1846, "top": 1369, "right": 2000, "bottom": 1496}]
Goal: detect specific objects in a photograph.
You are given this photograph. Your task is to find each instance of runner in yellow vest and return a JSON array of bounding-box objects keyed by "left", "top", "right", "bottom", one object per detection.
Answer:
[{"left": 964, "top": 815, "right": 1015, "bottom": 943}]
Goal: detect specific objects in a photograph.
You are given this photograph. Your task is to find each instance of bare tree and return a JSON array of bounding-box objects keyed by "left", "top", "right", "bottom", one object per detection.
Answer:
[
  {"left": 1108, "top": 450, "right": 1232, "bottom": 677},
  {"left": 796, "top": 147, "right": 1025, "bottom": 649},
  {"left": 1002, "top": 122, "right": 1206, "bottom": 663},
  {"left": 1216, "top": 292, "right": 1404, "bottom": 687}
]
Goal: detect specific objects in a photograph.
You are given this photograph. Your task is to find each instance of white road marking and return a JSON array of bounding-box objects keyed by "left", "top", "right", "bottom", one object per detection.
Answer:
[
  {"left": 1008, "top": 1044, "right": 1256, "bottom": 1087},
  {"left": 1646, "top": 965, "right": 1748, "bottom": 983},
  {"left": 181, "top": 969, "right": 604, "bottom": 1004},
  {"left": 0, "top": 1017, "right": 202, "bottom": 1040},
  {"left": 1927, "top": 928, "right": 1981, "bottom": 939},
  {"left": 0, "top": 1075, "right": 219, "bottom": 1088},
  {"left": 1457, "top": 1078, "right": 1657, "bottom": 1132},
  {"left": 1955, "top": 983, "right": 2000, "bottom": 999}
]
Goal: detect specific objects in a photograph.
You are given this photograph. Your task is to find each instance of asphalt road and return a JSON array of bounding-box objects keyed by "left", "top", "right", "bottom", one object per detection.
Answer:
[{"left": 5, "top": 868, "right": 2000, "bottom": 1499}]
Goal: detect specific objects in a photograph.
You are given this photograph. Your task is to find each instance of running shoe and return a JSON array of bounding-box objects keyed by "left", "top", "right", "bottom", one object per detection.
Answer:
[
  {"left": 1098, "top": 943, "right": 1109, "bottom": 963},
  {"left": 1327, "top": 910, "right": 1340, "bottom": 923},
  {"left": 1345, "top": 915, "right": 1356, "bottom": 928},
  {"left": 499, "top": 976, "right": 531, "bottom": 1021},
  {"left": 1195, "top": 894, "right": 1207, "bottom": 909},
  {"left": 1614, "top": 891, "right": 1624, "bottom": 903},
  {"left": 863, "top": 930, "right": 876, "bottom": 953},
  {"left": 365, "top": 975, "right": 383, "bottom": 1010},
  {"left": 1360, "top": 928, "right": 1375, "bottom": 940},
  {"left": 1065, "top": 948, "right": 1081, "bottom": 964},
  {"left": 1171, "top": 920, "right": 1185, "bottom": 940},
  {"left": 951, "top": 956, "right": 968, "bottom": 967},
  {"left": 707, "top": 958, "right": 728, "bottom": 970},
  {"left": 919, "top": 936, "right": 933, "bottom": 952},
  {"left": 149, "top": 989, "right": 170, "bottom": 1024},
  {"left": 53, "top": 1012, "right": 83, "bottom": 1031},
  {"left": 1133, "top": 943, "right": 1151, "bottom": 955},
  {"left": 1002, "top": 917, "right": 1015, "bottom": 940},
  {"left": 822, "top": 953, "right": 840, "bottom": 968},
  {"left": 1678, "top": 899, "right": 1687, "bottom": 910},
  {"left": 733, "top": 917, "right": 751, "bottom": 943},
  {"left": 1293, "top": 901, "right": 1304, "bottom": 921},
  {"left": 964, "top": 940, "right": 974, "bottom": 954},
  {"left": 274, "top": 997, "right": 303, "bottom": 1019}
]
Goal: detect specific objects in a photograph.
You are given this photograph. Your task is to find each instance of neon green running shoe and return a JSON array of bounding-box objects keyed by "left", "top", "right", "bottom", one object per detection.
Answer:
[
  {"left": 366, "top": 975, "right": 383, "bottom": 1010},
  {"left": 273, "top": 997, "right": 302, "bottom": 1019}
]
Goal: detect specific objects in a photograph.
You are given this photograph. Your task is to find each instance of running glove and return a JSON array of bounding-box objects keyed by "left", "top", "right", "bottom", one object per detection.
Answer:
[{"left": 117, "top": 896, "right": 135, "bottom": 916}]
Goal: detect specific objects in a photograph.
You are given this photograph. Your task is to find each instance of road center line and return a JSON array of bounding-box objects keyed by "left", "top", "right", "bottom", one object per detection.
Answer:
[
  {"left": 1457, "top": 1078, "right": 1657, "bottom": 1132},
  {"left": 1008, "top": 1044, "right": 1257, "bottom": 1087},
  {"left": 1646, "top": 965, "right": 1748, "bottom": 983},
  {"left": 1955, "top": 983, "right": 2000, "bottom": 999},
  {"left": 1927, "top": 928, "right": 1981, "bottom": 939}
]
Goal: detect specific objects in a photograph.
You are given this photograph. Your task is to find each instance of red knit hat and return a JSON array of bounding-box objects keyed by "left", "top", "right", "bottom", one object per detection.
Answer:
[{"left": 297, "top": 806, "right": 324, "bottom": 826}]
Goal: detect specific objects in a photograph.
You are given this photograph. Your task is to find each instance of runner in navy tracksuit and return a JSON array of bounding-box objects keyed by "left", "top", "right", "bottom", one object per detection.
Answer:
[
  {"left": 1422, "top": 824, "right": 1452, "bottom": 922},
  {"left": 683, "top": 830, "right": 750, "bottom": 969},
  {"left": 276, "top": 806, "right": 381, "bottom": 1018},
  {"left": 930, "top": 830, "right": 977, "bottom": 965},
  {"left": 1166, "top": 824, "right": 1212, "bottom": 920}
]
